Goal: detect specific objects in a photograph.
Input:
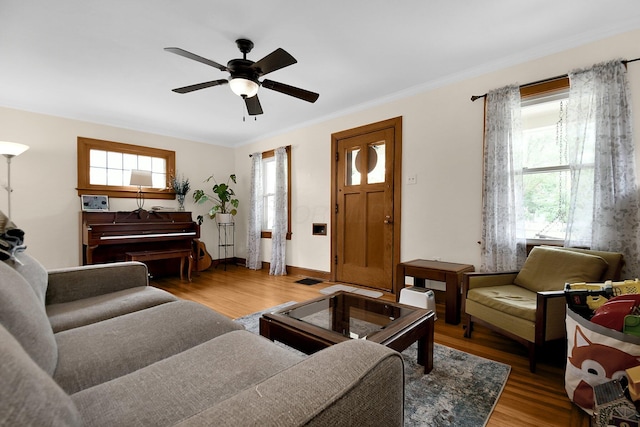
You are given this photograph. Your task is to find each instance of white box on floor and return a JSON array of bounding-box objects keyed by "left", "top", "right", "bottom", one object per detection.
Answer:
[{"left": 399, "top": 287, "right": 437, "bottom": 320}]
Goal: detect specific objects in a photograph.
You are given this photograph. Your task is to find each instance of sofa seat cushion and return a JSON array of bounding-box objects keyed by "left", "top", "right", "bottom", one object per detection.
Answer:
[
  {"left": 514, "top": 246, "right": 608, "bottom": 292},
  {"left": 467, "top": 284, "right": 537, "bottom": 322},
  {"left": 53, "top": 300, "right": 244, "bottom": 394},
  {"left": 47, "top": 286, "right": 178, "bottom": 333},
  {"left": 0, "top": 324, "right": 81, "bottom": 427},
  {"left": 72, "top": 330, "right": 304, "bottom": 427},
  {"left": 175, "top": 340, "right": 404, "bottom": 427}
]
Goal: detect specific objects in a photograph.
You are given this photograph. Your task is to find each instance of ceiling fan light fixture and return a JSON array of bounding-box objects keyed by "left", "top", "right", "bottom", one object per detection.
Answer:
[{"left": 229, "top": 77, "right": 259, "bottom": 98}]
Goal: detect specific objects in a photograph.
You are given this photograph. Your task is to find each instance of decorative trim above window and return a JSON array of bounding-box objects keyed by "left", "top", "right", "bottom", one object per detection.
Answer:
[{"left": 77, "top": 137, "right": 176, "bottom": 199}]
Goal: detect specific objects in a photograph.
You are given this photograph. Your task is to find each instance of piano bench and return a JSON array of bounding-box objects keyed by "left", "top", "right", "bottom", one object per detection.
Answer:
[{"left": 125, "top": 249, "right": 193, "bottom": 281}]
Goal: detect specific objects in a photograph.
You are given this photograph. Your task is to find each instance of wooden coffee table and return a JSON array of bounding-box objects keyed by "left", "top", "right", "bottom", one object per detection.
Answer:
[{"left": 259, "top": 291, "right": 435, "bottom": 373}]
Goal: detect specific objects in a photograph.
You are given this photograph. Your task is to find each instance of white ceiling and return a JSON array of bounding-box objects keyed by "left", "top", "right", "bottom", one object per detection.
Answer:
[{"left": 2, "top": 1, "right": 640, "bottom": 147}]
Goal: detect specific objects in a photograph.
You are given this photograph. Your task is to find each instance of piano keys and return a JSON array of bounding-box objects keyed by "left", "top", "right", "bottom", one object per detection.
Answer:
[{"left": 81, "top": 210, "right": 200, "bottom": 277}]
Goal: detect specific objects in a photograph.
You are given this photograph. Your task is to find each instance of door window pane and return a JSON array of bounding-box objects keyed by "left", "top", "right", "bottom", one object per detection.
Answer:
[
  {"left": 346, "top": 147, "right": 361, "bottom": 186},
  {"left": 367, "top": 142, "right": 385, "bottom": 184}
]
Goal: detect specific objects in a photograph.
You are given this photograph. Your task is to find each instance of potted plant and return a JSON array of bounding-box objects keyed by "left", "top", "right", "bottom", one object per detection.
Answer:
[
  {"left": 170, "top": 174, "right": 190, "bottom": 211},
  {"left": 193, "top": 174, "right": 239, "bottom": 225}
]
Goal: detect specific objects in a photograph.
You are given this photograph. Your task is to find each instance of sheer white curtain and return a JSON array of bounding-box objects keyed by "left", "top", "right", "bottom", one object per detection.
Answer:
[
  {"left": 269, "top": 147, "right": 288, "bottom": 275},
  {"left": 246, "top": 153, "right": 262, "bottom": 270},
  {"left": 481, "top": 85, "right": 527, "bottom": 272},
  {"left": 566, "top": 60, "right": 640, "bottom": 277}
]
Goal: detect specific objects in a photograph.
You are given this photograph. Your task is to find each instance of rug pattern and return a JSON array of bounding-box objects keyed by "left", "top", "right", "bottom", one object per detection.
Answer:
[{"left": 235, "top": 303, "right": 510, "bottom": 427}]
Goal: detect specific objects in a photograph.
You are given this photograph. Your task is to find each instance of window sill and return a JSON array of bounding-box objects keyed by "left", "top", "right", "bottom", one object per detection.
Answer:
[
  {"left": 261, "top": 231, "right": 292, "bottom": 240},
  {"left": 76, "top": 186, "right": 175, "bottom": 199}
]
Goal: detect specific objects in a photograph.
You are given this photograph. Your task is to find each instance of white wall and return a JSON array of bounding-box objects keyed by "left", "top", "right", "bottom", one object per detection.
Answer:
[
  {"left": 234, "top": 29, "right": 640, "bottom": 273},
  {"left": 2, "top": 29, "right": 639, "bottom": 272},
  {"left": 0, "top": 107, "right": 234, "bottom": 268}
]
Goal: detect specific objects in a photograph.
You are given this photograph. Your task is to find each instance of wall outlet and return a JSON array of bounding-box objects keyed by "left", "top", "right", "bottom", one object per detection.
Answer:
[{"left": 407, "top": 174, "right": 417, "bottom": 185}]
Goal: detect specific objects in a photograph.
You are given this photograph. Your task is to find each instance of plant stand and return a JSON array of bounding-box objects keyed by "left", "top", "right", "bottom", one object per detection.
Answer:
[{"left": 217, "top": 221, "right": 234, "bottom": 270}]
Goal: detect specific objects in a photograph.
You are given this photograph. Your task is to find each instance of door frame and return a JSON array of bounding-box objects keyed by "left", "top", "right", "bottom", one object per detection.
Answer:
[{"left": 330, "top": 116, "right": 403, "bottom": 293}]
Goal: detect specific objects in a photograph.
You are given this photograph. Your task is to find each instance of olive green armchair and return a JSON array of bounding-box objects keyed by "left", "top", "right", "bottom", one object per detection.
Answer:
[{"left": 463, "top": 246, "right": 623, "bottom": 372}]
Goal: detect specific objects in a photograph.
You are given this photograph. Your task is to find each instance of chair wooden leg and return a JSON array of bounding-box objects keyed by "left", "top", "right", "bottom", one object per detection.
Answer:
[
  {"left": 464, "top": 316, "right": 473, "bottom": 338},
  {"left": 528, "top": 343, "right": 537, "bottom": 373}
]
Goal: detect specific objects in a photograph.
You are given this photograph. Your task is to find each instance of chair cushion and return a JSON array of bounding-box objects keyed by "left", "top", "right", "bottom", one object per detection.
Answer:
[
  {"left": 514, "top": 247, "right": 608, "bottom": 292},
  {"left": 553, "top": 247, "right": 624, "bottom": 281},
  {"left": 467, "top": 285, "right": 537, "bottom": 322},
  {"left": 0, "top": 259, "right": 58, "bottom": 375},
  {"left": 0, "top": 324, "right": 80, "bottom": 426}
]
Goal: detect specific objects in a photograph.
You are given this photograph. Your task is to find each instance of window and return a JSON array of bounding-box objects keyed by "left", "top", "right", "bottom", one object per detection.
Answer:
[
  {"left": 77, "top": 137, "right": 175, "bottom": 199},
  {"left": 260, "top": 146, "right": 291, "bottom": 239},
  {"left": 521, "top": 79, "right": 576, "bottom": 241}
]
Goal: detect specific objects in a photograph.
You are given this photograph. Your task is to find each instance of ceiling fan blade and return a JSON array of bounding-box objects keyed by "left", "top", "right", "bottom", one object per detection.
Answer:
[
  {"left": 244, "top": 95, "right": 263, "bottom": 115},
  {"left": 251, "top": 48, "right": 297, "bottom": 76},
  {"left": 164, "top": 47, "right": 227, "bottom": 72},
  {"left": 262, "top": 79, "right": 319, "bottom": 103},
  {"left": 172, "top": 79, "right": 228, "bottom": 94}
]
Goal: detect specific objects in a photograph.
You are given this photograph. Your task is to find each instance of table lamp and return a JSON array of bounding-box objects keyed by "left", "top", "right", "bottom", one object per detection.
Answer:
[
  {"left": 0, "top": 141, "right": 29, "bottom": 223},
  {"left": 129, "top": 169, "right": 153, "bottom": 210}
]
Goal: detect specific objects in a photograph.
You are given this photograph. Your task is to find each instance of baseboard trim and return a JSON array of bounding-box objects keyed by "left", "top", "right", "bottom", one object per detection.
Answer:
[{"left": 233, "top": 257, "right": 330, "bottom": 280}]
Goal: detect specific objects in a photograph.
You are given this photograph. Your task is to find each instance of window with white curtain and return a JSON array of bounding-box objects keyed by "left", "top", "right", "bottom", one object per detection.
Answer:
[
  {"left": 259, "top": 146, "right": 291, "bottom": 239},
  {"left": 262, "top": 155, "right": 276, "bottom": 231},
  {"left": 522, "top": 91, "right": 573, "bottom": 241}
]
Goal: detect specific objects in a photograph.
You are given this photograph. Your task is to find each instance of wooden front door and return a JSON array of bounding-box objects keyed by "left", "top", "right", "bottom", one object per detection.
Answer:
[{"left": 331, "top": 117, "right": 402, "bottom": 292}]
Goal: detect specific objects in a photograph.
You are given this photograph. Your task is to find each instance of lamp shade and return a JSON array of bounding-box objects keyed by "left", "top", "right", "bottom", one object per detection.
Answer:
[
  {"left": 229, "top": 77, "right": 259, "bottom": 98},
  {"left": 129, "top": 170, "right": 153, "bottom": 187},
  {"left": 0, "top": 141, "right": 29, "bottom": 157}
]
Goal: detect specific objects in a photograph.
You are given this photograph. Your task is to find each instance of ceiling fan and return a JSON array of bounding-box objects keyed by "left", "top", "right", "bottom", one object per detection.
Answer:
[{"left": 165, "top": 39, "right": 319, "bottom": 116}]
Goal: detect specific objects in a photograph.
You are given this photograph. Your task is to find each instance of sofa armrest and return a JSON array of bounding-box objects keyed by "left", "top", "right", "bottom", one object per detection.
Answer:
[
  {"left": 535, "top": 290, "right": 567, "bottom": 344},
  {"left": 463, "top": 271, "right": 519, "bottom": 293},
  {"left": 46, "top": 262, "right": 149, "bottom": 305},
  {"left": 176, "top": 340, "right": 404, "bottom": 427}
]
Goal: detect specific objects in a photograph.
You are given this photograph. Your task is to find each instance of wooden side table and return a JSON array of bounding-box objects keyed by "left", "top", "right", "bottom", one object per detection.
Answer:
[{"left": 395, "top": 259, "right": 474, "bottom": 324}]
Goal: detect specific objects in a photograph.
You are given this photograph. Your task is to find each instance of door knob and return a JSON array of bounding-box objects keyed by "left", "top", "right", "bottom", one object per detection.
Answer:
[{"left": 384, "top": 215, "right": 393, "bottom": 224}]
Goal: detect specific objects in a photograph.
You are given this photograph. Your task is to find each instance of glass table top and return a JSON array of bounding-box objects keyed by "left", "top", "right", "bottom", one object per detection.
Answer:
[{"left": 279, "top": 291, "right": 418, "bottom": 340}]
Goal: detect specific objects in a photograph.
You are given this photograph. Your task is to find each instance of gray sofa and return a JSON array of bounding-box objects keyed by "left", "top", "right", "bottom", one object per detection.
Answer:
[{"left": 0, "top": 252, "right": 404, "bottom": 426}]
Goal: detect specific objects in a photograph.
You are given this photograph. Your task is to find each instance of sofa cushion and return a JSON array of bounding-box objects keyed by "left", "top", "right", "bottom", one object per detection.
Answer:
[
  {"left": 0, "top": 259, "right": 57, "bottom": 375},
  {"left": 467, "top": 284, "right": 537, "bottom": 322},
  {"left": 514, "top": 246, "right": 608, "bottom": 292},
  {"left": 177, "top": 339, "right": 404, "bottom": 427},
  {"left": 11, "top": 252, "right": 49, "bottom": 305},
  {"left": 0, "top": 324, "right": 81, "bottom": 427},
  {"left": 46, "top": 261, "right": 150, "bottom": 305},
  {"left": 72, "top": 330, "right": 304, "bottom": 426},
  {"left": 54, "top": 300, "right": 244, "bottom": 394},
  {"left": 47, "top": 285, "right": 178, "bottom": 333}
]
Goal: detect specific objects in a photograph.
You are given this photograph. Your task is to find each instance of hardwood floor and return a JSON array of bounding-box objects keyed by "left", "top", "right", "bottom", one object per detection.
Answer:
[{"left": 152, "top": 265, "right": 590, "bottom": 427}]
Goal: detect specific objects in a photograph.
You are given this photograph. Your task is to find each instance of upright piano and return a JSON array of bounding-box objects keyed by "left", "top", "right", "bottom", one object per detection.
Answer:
[{"left": 81, "top": 210, "right": 199, "bottom": 275}]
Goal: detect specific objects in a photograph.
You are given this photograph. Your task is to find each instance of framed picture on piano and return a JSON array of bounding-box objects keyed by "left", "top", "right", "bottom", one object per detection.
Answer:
[{"left": 81, "top": 195, "right": 109, "bottom": 212}]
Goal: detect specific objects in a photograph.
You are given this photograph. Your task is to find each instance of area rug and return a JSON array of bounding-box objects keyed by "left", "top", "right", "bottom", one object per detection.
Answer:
[
  {"left": 319, "top": 283, "right": 384, "bottom": 298},
  {"left": 235, "top": 303, "right": 511, "bottom": 427}
]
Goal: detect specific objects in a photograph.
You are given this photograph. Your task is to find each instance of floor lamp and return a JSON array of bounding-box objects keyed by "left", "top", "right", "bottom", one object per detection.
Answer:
[
  {"left": 0, "top": 141, "right": 29, "bottom": 223},
  {"left": 129, "top": 169, "right": 153, "bottom": 210}
]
